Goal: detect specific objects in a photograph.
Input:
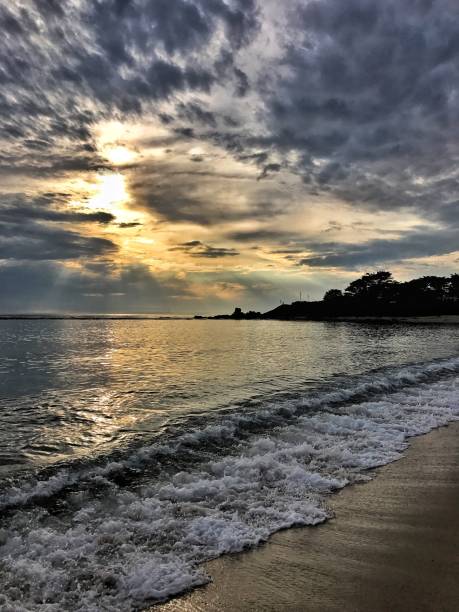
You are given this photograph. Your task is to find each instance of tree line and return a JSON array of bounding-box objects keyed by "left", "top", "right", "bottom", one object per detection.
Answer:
[
  {"left": 319, "top": 271, "right": 459, "bottom": 317},
  {"left": 206, "top": 271, "right": 459, "bottom": 320}
]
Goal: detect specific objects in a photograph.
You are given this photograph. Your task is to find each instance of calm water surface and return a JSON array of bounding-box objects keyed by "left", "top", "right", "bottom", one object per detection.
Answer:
[{"left": 0, "top": 319, "right": 458, "bottom": 473}]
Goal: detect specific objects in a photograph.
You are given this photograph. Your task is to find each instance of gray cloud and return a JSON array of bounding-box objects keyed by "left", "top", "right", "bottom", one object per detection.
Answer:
[
  {"left": 225, "top": 229, "right": 296, "bottom": 243},
  {"left": 298, "top": 227, "right": 459, "bottom": 269},
  {"left": 128, "top": 156, "right": 287, "bottom": 224},
  {"left": 1, "top": 0, "right": 459, "bottom": 311},
  {"left": 0, "top": 224, "right": 117, "bottom": 261},
  {"left": 0, "top": 202, "right": 115, "bottom": 225},
  {"left": 258, "top": 0, "right": 459, "bottom": 225},
  {"left": 0, "top": 0, "right": 259, "bottom": 177},
  {"left": 0, "top": 261, "right": 190, "bottom": 313},
  {"left": 118, "top": 222, "right": 143, "bottom": 229},
  {"left": 257, "top": 163, "right": 282, "bottom": 181},
  {"left": 171, "top": 240, "right": 239, "bottom": 258},
  {"left": 0, "top": 194, "right": 117, "bottom": 261}
]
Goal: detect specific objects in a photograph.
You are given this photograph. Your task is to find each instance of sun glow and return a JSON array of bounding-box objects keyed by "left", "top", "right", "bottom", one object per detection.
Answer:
[
  {"left": 104, "top": 146, "right": 137, "bottom": 165},
  {"left": 88, "top": 173, "right": 128, "bottom": 210}
]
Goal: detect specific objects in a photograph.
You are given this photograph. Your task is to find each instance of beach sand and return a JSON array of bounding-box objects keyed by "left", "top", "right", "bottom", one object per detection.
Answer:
[{"left": 158, "top": 421, "right": 459, "bottom": 612}]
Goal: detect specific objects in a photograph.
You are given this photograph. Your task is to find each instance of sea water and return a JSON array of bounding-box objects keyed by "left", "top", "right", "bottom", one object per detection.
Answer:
[{"left": 0, "top": 319, "right": 458, "bottom": 610}]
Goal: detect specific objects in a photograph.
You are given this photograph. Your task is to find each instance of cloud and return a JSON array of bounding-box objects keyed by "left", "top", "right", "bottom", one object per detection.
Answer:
[
  {"left": 0, "top": 261, "right": 190, "bottom": 313},
  {"left": 298, "top": 227, "right": 459, "bottom": 269},
  {"left": 257, "top": 0, "right": 459, "bottom": 225},
  {"left": 127, "top": 151, "right": 288, "bottom": 224},
  {"left": 118, "top": 222, "right": 142, "bottom": 229},
  {"left": 0, "top": 194, "right": 117, "bottom": 261},
  {"left": 1, "top": 0, "right": 459, "bottom": 311},
  {"left": 0, "top": 0, "right": 260, "bottom": 179},
  {"left": 0, "top": 202, "right": 115, "bottom": 225},
  {"left": 257, "top": 163, "right": 282, "bottom": 181},
  {"left": 225, "top": 228, "right": 296, "bottom": 243},
  {"left": 171, "top": 240, "right": 239, "bottom": 258},
  {"left": 0, "top": 224, "right": 117, "bottom": 261}
]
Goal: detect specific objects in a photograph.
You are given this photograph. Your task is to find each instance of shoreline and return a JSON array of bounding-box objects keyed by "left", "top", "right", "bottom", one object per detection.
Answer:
[
  {"left": 201, "top": 315, "right": 459, "bottom": 324},
  {"left": 319, "top": 314, "right": 459, "bottom": 325},
  {"left": 0, "top": 315, "right": 457, "bottom": 324},
  {"left": 159, "top": 421, "right": 459, "bottom": 611}
]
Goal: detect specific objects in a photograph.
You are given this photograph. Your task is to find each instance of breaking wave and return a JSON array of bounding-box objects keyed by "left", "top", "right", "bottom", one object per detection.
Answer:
[{"left": 0, "top": 356, "right": 458, "bottom": 610}]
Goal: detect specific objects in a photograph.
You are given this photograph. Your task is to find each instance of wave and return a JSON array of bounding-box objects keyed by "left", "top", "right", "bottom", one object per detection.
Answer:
[
  {"left": 2, "top": 355, "right": 458, "bottom": 512},
  {"left": 0, "top": 356, "right": 458, "bottom": 610}
]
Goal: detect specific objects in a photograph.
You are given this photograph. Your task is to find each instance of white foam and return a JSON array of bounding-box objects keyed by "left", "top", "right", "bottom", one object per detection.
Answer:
[
  {"left": 0, "top": 364, "right": 458, "bottom": 610},
  {"left": 2, "top": 356, "right": 458, "bottom": 512}
]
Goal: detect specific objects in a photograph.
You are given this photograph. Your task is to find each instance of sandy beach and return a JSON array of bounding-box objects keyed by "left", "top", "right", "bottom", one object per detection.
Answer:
[{"left": 159, "top": 422, "right": 459, "bottom": 612}]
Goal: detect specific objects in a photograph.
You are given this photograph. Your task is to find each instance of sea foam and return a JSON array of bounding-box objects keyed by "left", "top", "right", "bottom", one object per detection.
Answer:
[{"left": 0, "top": 357, "right": 458, "bottom": 610}]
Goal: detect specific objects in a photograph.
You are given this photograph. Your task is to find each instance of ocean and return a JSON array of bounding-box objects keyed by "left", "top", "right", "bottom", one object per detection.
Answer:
[{"left": 0, "top": 319, "right": 458, "bottom": 610}]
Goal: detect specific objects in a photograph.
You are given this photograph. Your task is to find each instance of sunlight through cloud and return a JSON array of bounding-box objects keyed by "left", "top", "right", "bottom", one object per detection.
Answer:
[
  {"left": 88, "top": 173, "right": 128, "bottom": 210},
  {"left": 104, "top": 146, "right": 137, "bottom": 166}
]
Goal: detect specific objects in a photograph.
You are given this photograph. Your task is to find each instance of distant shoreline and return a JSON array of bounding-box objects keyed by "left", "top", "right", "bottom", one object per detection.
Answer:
[
  {"left": 0, "top": 314, "right": 458, "bottom": 324},
  {"left": 200, "top": 271, "right": 459, "bottom": 322},
  {"left": 198, "top": 314, "right": 459, "bottom": 324},
  {"left": 0, "top": 315, "right": 193, "bottom": 320}
]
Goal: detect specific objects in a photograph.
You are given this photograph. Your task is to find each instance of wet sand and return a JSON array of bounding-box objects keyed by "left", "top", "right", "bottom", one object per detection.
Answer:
[{"left": 159, "top": 422, "right": 459, "bottom": 612}]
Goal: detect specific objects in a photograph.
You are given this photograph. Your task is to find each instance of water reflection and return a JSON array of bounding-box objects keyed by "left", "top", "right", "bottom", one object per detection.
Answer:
[{"left": 0, "top": 319, "right": 458, "bottom": 475}]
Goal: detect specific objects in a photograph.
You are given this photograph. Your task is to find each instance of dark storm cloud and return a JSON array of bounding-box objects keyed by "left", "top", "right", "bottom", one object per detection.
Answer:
[
  {"left": 0, "top": 223, "right": 117, "bottom": 261},
  {"left": 177, "top": 102, "right": 217, "bottom": 128},
  {"left": 85, "top": 0, "right": 258, "bottom": 61},
  {"left": 298, "top": 227, "right": 459, "bottom": 269},
  {"left": 2, "top": 0, "right": 459, "bottom": 286},
  {"left": 2, "top": 1, "right": 258, "bottom": 116},
  {"left": 0, "top": 0, "right": 259, "bottom": 176},
  {"left": 233, "top": 67, "right": 249, "bottom": 97},
  {"left": 171, "top": 240, "right": 239, "bottom": 258},
  {"left": 261, "top": 0, "right": 459, "bottom": 225},
  {"left": 0, "top": 149, "right": 110, "bottom": 178},
  {"left": 0, "top": 202, "right": 115, "bottom": 225},
  {"left": 0, "top": 194, "right": 117, "bottom": 261}
]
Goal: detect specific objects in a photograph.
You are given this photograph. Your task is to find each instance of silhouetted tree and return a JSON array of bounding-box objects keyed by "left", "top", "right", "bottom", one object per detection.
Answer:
[
  {"left": 404, "top": 276, "right": 449, "bottom": 298},
  {"left": 231, "top": 271, "right": 459, "bottom": 320},
  {"left": 323, "top": 289, "right": 343, "bottom": 301},
  {"left": 449, "top": 274, "right": 459, "bottom": 300},
  {"left": 345, "top": 271, "right": 396, "bottom": 300}
]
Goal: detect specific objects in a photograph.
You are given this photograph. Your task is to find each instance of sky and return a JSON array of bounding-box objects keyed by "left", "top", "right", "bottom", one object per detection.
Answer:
[{"left": 1, "top": 0, "right": 458, "bottom": 314}]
